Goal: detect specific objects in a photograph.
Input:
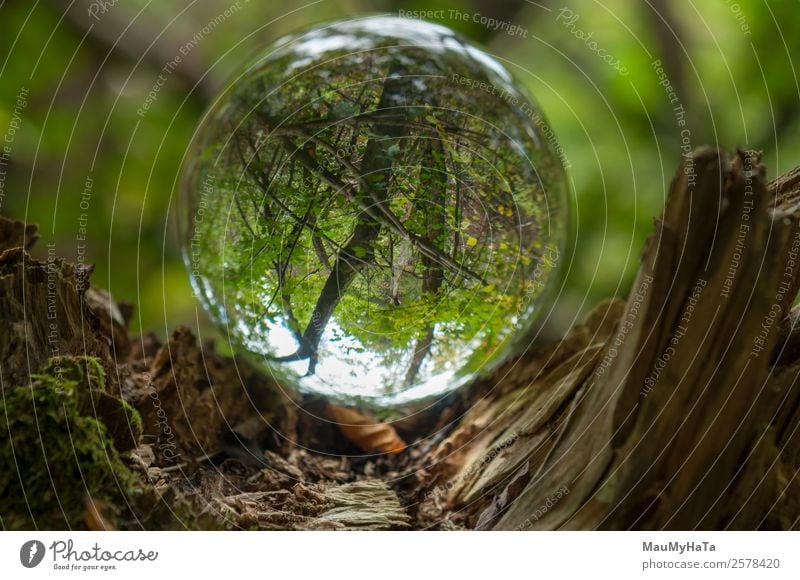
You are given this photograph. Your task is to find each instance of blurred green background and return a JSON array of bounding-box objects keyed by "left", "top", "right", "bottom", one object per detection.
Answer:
[{"left": 1, "top": 0, "right": 798, "bottom": 338}]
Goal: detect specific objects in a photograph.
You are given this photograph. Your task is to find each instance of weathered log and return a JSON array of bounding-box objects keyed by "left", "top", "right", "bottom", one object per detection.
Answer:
[{"left": 2, "top": 147, "right": 800, "bottom": 530}]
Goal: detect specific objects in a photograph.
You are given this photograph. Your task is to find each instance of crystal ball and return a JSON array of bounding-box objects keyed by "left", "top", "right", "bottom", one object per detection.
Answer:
[{"left": 180, "top": 16, "right": 568, "bottom": 407}]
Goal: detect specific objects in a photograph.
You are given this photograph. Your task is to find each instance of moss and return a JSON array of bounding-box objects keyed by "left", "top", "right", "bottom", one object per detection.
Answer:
[
  {"left": 0, "top": 357, "right": 139, "bottom": 530},
  {"left": 35, "top": 355, "right": 106, "bottom": 391}
]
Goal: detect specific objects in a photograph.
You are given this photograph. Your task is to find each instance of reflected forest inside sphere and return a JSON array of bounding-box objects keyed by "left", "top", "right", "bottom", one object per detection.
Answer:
[{"left": 182, "top": 17, "right": 567, "bottom": 406}]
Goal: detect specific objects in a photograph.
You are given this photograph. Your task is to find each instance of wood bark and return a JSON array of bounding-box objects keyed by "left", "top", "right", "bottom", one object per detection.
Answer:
[{"left": 3, "top": 147, "right": 800, "bottom": 530}]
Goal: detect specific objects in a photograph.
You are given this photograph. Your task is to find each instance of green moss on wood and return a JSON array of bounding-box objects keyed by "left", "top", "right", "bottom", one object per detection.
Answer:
[{"left": 0, "top": 356, "right": 138, "bottom": 529}]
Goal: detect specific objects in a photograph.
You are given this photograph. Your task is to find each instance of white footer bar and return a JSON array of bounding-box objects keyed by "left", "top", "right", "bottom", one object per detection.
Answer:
[{"left": 1, "top": 531, "right": 797, "bottom": 579}]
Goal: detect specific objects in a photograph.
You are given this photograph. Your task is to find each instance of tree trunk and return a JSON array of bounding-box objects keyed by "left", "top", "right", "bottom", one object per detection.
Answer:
[{"left": 3, "top": 147, "right": 800, "bottom": 530}]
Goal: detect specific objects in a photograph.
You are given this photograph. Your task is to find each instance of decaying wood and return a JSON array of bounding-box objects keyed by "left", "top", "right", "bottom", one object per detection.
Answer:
[
  {"left": 207, "top": 480, "right": 409, "bottom": 530},
  {"left": 3, "top": 147, "right": 800, "bottom": 530}
]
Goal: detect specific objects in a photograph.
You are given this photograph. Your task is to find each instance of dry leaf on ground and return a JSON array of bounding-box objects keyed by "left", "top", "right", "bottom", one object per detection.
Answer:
[{"left": 326, "top": 404, "right": 406, "bottom": 454}]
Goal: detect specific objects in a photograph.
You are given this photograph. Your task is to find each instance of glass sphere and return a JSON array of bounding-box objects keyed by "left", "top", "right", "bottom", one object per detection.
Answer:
[{"left": 180, "top": 16, "right": 567, "bottom": 407}]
